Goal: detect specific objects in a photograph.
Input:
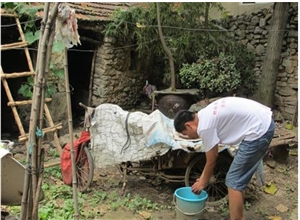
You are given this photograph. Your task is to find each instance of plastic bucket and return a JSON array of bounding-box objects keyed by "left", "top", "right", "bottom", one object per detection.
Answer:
[{"left": 174, "top": 187, "right": 208, "bottom": 220}]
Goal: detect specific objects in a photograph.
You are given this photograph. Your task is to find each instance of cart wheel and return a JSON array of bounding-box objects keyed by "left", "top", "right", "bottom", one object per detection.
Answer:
[
  {"left": 185, "top": 152, "right": 233, "bottom": 205},
  {"left": 76, "top": 142, "right": 94, "bottom": 192}
]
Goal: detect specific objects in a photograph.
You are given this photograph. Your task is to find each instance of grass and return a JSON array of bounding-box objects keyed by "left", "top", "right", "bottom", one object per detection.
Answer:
[{"left": 4, "top": 165, "right": 169, "bottom": 220}]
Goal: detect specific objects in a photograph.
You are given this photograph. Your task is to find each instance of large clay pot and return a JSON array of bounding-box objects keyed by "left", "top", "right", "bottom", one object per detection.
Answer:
[{"left": 157, "top": 94, "right": 195, "bottom": 119}]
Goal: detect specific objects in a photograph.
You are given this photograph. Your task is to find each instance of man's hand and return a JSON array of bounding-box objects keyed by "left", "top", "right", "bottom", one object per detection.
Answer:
[
  {"left": 191, "top": 145, "right": 218, "bottom": 195},
  {"left": 191, "top": 178, "right": 205, "bottom": 194}
]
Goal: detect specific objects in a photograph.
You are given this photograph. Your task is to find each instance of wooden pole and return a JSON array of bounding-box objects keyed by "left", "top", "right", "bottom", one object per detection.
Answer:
[
  {"left": 32, "top": 149, "right": 45, "bottom": 217},
  {"left": 64, "top": 47, "right": 80, "bottom": 219},
  {"left": 19, "top": 1, "right": 48, "bottom": 215},
  {"left": 20, "top": 3, "right": 60, "bottom": 220}
]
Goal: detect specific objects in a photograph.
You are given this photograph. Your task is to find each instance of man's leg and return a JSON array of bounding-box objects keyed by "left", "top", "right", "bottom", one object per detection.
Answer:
[{"left": 228, "top": 187, "right": 245, "bottom": 220}]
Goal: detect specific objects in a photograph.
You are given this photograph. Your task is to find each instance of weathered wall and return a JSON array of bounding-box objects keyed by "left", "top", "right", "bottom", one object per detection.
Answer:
[
  {"left": 213, "top": 3, "right": 298, "bottom": 122},
  {"left": 90, "top": 3, "right": 297, "bottom": 123},
  {"left": 210, "top": 2, "right": 273, "bottom": 20},
  {"left": 90, "top": 37, "right": 145, "bottom": 109}
]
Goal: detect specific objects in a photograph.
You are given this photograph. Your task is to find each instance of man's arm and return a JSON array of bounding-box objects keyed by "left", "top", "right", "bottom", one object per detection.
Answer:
[{"left": 192, "top": 144, "right": 218, "bottom": 194}]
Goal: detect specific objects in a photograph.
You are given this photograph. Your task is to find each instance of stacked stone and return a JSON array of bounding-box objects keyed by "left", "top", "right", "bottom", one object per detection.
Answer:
[
  {"left": 92, "top": 37, "right": 144, "bottom": 109},
  {"left": 213, "top": 3, "right": 298, "bottom": 122}
]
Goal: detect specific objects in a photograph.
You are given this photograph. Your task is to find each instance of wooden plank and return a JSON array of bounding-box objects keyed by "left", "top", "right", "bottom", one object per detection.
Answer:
[
  {"left": 1, "top": 71, "right": 35, "bottom": 79},
  {"left": 270, "top": 139, "right": 298, "bottom": 148}
]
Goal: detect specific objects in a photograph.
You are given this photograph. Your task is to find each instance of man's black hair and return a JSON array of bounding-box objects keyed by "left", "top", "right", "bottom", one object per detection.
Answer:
[{"left": 173, "top": 110, "right": 195, "bottom": 132}]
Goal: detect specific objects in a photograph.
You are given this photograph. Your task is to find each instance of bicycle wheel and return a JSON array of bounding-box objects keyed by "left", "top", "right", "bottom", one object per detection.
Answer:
[
  {"left": 76, "top": 142, "right": 94, "bottom": 192},
  {"left": 184, "top": 152, "right": 233, "bottom": 206}
]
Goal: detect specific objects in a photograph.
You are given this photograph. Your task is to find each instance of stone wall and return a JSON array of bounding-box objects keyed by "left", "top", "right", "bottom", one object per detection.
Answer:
[
  {"left": 90, "top": 3, "right": 297, "bottom": 123},
  {"left": 213, "top": 3, "right": 298, "bottom": 122},
  {"left": 91, "top": 37, "right": 145, "bottom": 109}
]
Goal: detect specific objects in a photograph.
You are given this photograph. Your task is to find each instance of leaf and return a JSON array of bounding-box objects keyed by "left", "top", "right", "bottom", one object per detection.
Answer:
[
  {"left": 18, "top": 84, "right": 33, "bottom": 98},
  {"left": 275, "top": 204, "right": 289, "bottom": 213},
  {"left": 46, "top": 84, "right": 57, "bottom": 98},
  {"left": 264, "top": 182, "right": 277, "bottom": 195},
  {"left": 53, "top": 69, "right": 64, "bottom": 78},
  {"left": 52, "top": 41, "right": 65, "bottom": 53},
  {"left": 22, "top": 30, "right": 40, "bottom": 45},
  {"left": 27, "top": 76, "right": 34, "bottom": 85}
]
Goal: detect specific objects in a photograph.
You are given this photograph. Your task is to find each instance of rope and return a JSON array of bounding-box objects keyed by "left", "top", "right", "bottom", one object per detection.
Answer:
[
  {"left": 35, "top": 127, "right": 44, "bottom": 138},
  {"left": 121, "top": 112, "right": 131, "bottom": 154}
]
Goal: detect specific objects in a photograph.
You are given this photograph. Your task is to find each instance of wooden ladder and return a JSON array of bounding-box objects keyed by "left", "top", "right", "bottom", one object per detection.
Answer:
[{"left": 1, "top": 13, "right": 62, "bottom": 156}]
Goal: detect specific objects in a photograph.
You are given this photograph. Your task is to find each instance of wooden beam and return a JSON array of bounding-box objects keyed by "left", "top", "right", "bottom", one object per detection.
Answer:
[
  {"left": 18, "top": 123, "right": 63, "bottom": 142},
  {"left": 1, "top": 71, "right": 35, "bottom": 79},
  {"left": 1, "top": 13, "right": 18, "bottom": 18},
  {"left": 7, "top": 98, "right": 52, "bottom": 106},
  {"left": 1, "top": 41, "right": 28, "bottom": 51}
]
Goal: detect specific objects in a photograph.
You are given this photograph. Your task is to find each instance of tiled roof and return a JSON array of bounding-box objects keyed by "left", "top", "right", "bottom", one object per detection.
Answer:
[
  {"left": 1, "top": 2, "right": 130, "bottom": 21},
  {"left": 67, "top": 2, "right": 129, "bottom": 21}
]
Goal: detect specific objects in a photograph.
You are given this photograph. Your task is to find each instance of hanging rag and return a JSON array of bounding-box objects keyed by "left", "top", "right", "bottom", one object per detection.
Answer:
[{"left": 55, "top": 3, "right": 81, "bottom": 48}]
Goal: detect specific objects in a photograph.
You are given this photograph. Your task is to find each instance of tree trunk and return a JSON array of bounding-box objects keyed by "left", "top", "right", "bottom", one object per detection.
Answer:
[
  {"left": 204, "top": 3, "right": 210, "bottom": 29},
  {"left": 253, "top": 3, "right": 290, "bottom": 108},
  {"left": 156, "top": 2, "right": 176, "bottom": 91}
]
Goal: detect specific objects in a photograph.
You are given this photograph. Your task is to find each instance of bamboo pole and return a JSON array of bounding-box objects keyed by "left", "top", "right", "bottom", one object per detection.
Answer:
[
  {"left": 1, "top": 71, "right": 35, "bottom": 79},
  {"left": 7, "top": 98, "right": 52, "bottom": 106},
  {"left": 34, "top": 29, "right": 56, "bottom": 195},
  {"left": 32, "top": 149, "right": 45, "bottom": 217},
  {"left": 43, "top": 104, "right": 62, "bottom": 155},
  {"left": 88, "top": 50, "right": 97, "bottom": 106},
  {"left": 16, "top": 14, "right": 34, "bottom": 72},
  {"left": 0, "top": 67, "right": 27, "bottom": 138},
  {"left": 43, "top": 30, "right": 63, "bottom": 156},
  {"left": 64, "top": 47, "right": 80, "bottom": 220},
  {"left": 18, "top": 124, "right": 62, "bottom": 142},
  {"left": 20, "top": 3, "right": 60, "bottom": 219},
  {"left": 1, "top": 41, "right": 28, "bottom": 50},
  {"left": 1, "top": 12, "right": 18, "bottom": 17}
]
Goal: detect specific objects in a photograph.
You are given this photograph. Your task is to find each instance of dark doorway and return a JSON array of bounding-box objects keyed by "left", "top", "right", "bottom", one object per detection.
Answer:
[{"left": 67, "top": 40, "right": 95, "bottom": 119}]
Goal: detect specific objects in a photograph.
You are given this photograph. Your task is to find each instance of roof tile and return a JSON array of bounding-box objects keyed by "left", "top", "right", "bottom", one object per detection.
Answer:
[{"left": 1, "top": 2, "right": 130, "bottom": 21}]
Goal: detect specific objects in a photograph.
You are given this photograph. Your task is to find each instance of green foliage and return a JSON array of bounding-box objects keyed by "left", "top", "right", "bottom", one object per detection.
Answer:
[
  {"left": 44, "top": 165, "right": 62, "bottom": 179},
  {"left": 23, "top": 30, "right": 41, "bottom": 45},
  {"left": 218, "top": 200, "right": 229, "bottom": 216},
  {"left": 104, "top": 3, "right": 228, "bottom": 71},
  {"left": 5, "top": 169, "right": 170, "bottom": 219},
  {"left": 2, "top": 2, "right": 43, "bottom": 32},
  {"left": 103, "top": 3, "right": 256, "bottom": 94},
  {"left": 17, "top": 76, "right": 58, "bottom": 99},
  {"left": 18, "top": 76, "right": 34, "bottom": 98},
  {"left": 179, "top": 52, "right": 252, "bottom": 95},
  {"left": 2, "top": 2, "right": 65, "bottom": 99},
  {"left": 52, "top": 41, "right": 65, "bottom": 53}
]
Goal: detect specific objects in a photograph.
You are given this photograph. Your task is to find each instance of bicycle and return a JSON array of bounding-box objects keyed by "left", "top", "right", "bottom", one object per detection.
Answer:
[{"left": 61, "top": 102, "right": 95, "bottom": 192}]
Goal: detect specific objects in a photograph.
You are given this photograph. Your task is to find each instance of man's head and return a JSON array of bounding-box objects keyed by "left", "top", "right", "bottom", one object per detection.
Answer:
[{"left": 173, "top": 110, "right": 199, "bottom": 139}]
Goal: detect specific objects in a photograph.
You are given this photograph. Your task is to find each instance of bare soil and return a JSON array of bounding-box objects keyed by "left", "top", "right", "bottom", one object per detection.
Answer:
[
  {"left": 89, "top": 146, "right": 298, "bottom": 220},
  {"left": 2, "top": 128, "right": 298, "bottom": 220}
]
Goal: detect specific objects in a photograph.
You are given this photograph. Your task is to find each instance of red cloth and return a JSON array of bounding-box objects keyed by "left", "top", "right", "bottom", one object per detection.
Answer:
[{"left": 60, "top": 131, "right": 90, "bottom": 186}]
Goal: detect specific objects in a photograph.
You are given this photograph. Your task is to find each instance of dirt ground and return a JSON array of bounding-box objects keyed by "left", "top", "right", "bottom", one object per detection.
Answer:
[
  {"left": 2, "top": 126, "right": 298, "bottom": 220},
  {"left": 89, "top": 147, "right": 298, "bottom": 220}
]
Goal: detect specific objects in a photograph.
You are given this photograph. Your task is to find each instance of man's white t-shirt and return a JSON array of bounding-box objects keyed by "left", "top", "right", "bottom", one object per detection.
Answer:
[{"left": 197, "top": 97, "right": 272, "bottom": 152}]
